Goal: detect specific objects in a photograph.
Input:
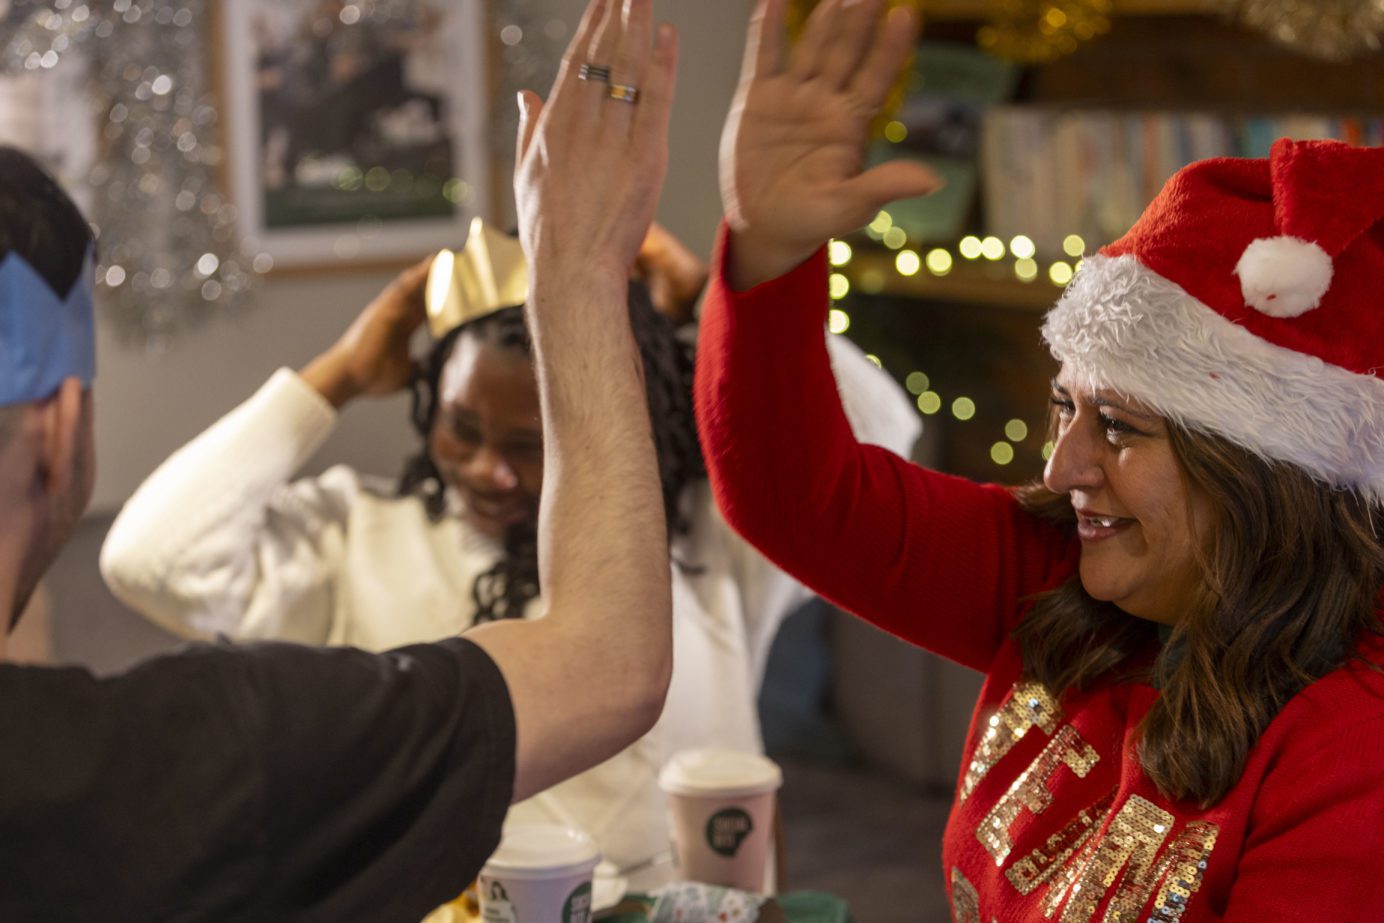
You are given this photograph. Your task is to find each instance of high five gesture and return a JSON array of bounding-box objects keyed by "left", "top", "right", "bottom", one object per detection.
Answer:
[
  {"left": 514, "top": 0, "right": 678, "bottom": 289},
  {"left": 469, "top": 0, "right": 679, "bottom": 802},
  {"left": 720, "top": 0, "right": 940, "bottom": 290}
]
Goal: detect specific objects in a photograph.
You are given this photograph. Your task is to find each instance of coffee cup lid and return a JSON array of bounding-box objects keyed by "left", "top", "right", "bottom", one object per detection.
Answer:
[
  {"left": 658, "top": 748, "right": 783, "bottom": 799},
  {"left": 481, "top": 824, "right": 601, "bottom": 881}
]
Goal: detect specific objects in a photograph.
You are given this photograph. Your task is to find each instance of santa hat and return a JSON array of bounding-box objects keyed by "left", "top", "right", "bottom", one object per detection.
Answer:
[{"left": 1043, "top": 138, "right": 1384, "bottom": 504}]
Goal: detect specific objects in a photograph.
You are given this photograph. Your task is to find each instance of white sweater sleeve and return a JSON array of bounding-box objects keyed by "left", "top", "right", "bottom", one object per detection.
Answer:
[
  {"left": 718, "top": 331, "right": 923, "bottom": 682},
  {"left": 100, "top": 369, "right": 353, "bottom": 644},
  {"left": 825, "top": 331, "right": 924, "bottom": 457}
]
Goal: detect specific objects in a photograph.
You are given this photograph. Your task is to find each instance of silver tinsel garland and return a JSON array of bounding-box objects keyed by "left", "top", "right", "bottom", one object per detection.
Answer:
[
  {"left": 4, "top": 0, "right": 253, "bottom": 349},
  {"left": 1, "top": 0, "right": 568, "bottom": 347},
  {"left": 1217, "top": 0, "right": 1384, "bottom": 62}
]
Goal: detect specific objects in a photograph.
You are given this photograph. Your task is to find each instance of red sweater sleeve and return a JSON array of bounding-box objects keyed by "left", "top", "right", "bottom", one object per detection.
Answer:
[{"left": 694, "top": 226, "right": 1079, "bottom": 672}]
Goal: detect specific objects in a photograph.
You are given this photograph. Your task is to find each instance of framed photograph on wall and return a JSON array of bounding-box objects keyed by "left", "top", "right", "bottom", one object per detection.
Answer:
[{"left": 218, "top": 0, "right": 489, "bottom": 271}]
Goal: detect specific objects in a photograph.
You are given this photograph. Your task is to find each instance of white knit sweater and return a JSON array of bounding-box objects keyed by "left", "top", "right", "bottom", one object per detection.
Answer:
[{"left": 100, "top": 334, "right": 921, "bottom": 886}]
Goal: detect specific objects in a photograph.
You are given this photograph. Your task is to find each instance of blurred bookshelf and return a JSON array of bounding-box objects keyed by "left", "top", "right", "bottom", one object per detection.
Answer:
[
  {"left": 844, "top": 247, "right": 1060, "bottom": 313},
  {"left": 831, "top": 3, "right": 1384, "bottom": 483},
  {"left": 921, "top": 0, "right": 1212, "bottom": 18}
]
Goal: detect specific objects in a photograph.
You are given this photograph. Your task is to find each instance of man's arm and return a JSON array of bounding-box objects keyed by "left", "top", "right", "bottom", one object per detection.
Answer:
[{"left": 464, "top": 0, "right": 678, "bottom": 802}]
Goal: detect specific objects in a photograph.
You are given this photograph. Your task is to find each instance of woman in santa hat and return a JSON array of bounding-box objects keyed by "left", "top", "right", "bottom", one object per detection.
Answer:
[{"left": 693, "top": 0, "right": 1384, "bottom": 919}]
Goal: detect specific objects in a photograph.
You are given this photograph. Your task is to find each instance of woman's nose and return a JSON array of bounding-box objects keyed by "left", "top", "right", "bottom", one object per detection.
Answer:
[
  {"left": 464, "top": 446, "right": 518, "bottom": 491},
  {"left": 1043, "top": 423, "right": 1103, "bottom": 496}
]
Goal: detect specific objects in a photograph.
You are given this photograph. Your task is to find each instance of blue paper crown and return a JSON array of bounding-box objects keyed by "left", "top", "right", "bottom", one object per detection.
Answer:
[{"left": 0, "top": 246, "right": 96, "bottom": 407}]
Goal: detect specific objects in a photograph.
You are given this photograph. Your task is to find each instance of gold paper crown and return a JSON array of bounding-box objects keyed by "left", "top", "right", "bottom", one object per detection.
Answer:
[{"left": 425, "top": 217, "right": 530, "bottom": 338}]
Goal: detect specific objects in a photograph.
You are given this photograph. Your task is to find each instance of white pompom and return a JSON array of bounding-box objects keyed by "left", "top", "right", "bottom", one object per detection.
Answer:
[{"left": 1234, "top": 236, "right": 1333, "bottom": 318}]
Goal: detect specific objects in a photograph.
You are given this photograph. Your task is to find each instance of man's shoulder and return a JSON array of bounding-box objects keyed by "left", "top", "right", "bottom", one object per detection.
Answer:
[{"left": 0, "top": 647, "right": 252, "bottom": 741}]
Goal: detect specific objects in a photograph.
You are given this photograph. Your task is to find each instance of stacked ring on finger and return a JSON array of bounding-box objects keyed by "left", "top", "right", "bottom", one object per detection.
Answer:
[
  {"left": 578, "top": 63, "right": 612, "bottom": 83},
  {"left": 607, "top": 83, "right": 640, "bottom": 104}
]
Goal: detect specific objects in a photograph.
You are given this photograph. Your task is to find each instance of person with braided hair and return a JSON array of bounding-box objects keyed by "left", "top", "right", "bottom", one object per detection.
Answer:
[
  {"left": 396, "top": 264, "right": 705, "bottom": 627},
  {"left": 1, "top": 1, "right": 682, "bottom": 911},
  {"left": 100, "top": 218, "right": 921, "bottom": 886}
]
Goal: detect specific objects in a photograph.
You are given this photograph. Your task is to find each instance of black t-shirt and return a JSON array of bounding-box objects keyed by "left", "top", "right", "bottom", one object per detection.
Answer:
[{"left": 0, "top": 637, "right": 515, "bottom": 921}]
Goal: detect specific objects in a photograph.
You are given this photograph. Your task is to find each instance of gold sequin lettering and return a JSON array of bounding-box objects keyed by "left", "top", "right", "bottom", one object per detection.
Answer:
[
  {"left": 1041, "top": 835, "right": 1099, "bottom": 919},
  {"left": 977, "top": 725, "right": 1100, "bottom": 865},
  {"left": 1057, "top": 796, "right": 1220, "bottom": 923},
  {"left": 1014, "top": 793, "right": 1221, "bottom": 923},
  {"left": 1146, "top": 822, "right": 1219, "bottom": 923},
  {"left": 1006, "top": 787, "right": 1117, "bottom": 896},
  {"left": 1059, "top": 795, "right": 1172, "bottom": 922},
  {"left": 951, "top": 867, "right": 983, "bottom": 923},
  {"left": 961, "top": 681, "right": 1063, "bottom": 802}
]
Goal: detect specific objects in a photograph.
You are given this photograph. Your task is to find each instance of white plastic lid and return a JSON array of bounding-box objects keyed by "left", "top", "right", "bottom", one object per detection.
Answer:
[
  {"left": 658, "top": 748, "right": 783, "bottom": 799},
  {"left": 481, "top": 824, "right": 601, "bottom": 881}
]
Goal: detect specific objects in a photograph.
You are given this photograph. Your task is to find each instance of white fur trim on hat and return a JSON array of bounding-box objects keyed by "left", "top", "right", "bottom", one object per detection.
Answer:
[
  {"left": 1234, "top": 235, "right": 1333, "bottom": 318},
  {"left": 1043, "top": 254, "right": 1384, "bottom": 504}
]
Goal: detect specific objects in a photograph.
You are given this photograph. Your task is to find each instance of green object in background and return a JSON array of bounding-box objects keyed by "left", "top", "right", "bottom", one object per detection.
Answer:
[
  {"left": 775, "top": 891, "right": 853, "bottom": 923},
  {"left": 868, "top": 149, "right": 977, "bottom": 244},
  {"left": 870, "top": 41, "right": 1019, "bottom": 245},
  {"left": 595, "top": 891, "right": 851, "bottom": 923},
  {"left": 912, "top": 41, "right": 1020, "bottom": 107}
]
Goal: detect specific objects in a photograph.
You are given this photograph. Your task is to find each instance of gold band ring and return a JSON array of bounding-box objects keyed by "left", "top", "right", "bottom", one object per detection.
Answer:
[{"left": 607, "top": 83, "right": 640, "bottom": 104}]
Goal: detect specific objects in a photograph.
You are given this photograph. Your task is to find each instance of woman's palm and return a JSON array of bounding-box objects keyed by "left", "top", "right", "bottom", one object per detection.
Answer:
[
  {"left": 719, "top": 0, "right": 939, "bottom": 288},
  {"left": 725, "top": 78, "right": 875, "bottom": 246}
]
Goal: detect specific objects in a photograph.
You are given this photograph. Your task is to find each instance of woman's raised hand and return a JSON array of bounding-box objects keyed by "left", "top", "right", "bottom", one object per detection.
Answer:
[
  {"left": 513, "top": 0, "right": 677, "bottom": 294},
  {"left": 635, "top": 222, "right": 708, "bottom": 325},
  {"left": 720, "top": 0, "right": 940, "bottom": 290},
  {"left": 300, "top": 257, "right": 431, "bottom": 409}
]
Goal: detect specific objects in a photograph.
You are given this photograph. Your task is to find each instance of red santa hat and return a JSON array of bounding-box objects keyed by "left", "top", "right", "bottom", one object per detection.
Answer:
[{"left": 1043, "top": 138, "right": 1384, "bottom": 503}]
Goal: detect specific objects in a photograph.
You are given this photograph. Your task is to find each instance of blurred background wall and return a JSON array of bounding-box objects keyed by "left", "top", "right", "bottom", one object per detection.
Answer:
[{"left": 89, "top": 0, "right": 747, "bottom": 516}]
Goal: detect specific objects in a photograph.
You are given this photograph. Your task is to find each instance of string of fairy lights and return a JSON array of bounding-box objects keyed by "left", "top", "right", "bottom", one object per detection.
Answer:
[
  {"left": 831, "top": 209, "right": 1089, "bottom": 296},
  {"left": 827, "top": 213, "right": 1077, "bottom": 469}
]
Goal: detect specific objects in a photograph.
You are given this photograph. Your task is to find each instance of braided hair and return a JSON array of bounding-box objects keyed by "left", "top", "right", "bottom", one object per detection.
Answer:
[{"left": 398, "top": 279, "right": 705, "bottom": 623}]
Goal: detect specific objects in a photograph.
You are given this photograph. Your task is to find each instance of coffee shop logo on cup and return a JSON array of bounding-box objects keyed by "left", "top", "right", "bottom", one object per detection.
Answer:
[
  {"left": 481, "top": 879, "right": 517, "bottom": 923},
  {"left": 706, "top": 808, "right": 755, "bottom": 857},
  {"left": 562, "top": 881, "right": 593, "bottom": 923}
]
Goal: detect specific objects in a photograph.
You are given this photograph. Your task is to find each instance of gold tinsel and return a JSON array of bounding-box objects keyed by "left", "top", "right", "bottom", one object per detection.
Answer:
[
  {"left": 977, "top": 0, "right": 1112, "bottom": 64},
  {"left": 1217, "top": 0, "right": 1384, "bottom": 62}
]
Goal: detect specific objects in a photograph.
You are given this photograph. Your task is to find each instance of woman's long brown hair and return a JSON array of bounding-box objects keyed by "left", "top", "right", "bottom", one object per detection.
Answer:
[{"left": 1013, "top": 426, "right": 1384, "bottom": 807}]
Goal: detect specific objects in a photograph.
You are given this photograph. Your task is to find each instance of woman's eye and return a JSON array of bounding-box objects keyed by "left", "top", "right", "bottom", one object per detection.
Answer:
[
  {"left": 450, "top": 421, "right": 481, "bottom": 443},
  {"left": 1101, "top": 414, "right": 1137, "bottom": 437},
  {"left": 1050, "top": 397, "right": 1075, "bottom": 417}
]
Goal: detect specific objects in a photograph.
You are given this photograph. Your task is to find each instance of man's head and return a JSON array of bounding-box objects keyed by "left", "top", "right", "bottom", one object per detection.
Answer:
[{"left": 0, "top": 147, "right": 98, "bottom": 631}]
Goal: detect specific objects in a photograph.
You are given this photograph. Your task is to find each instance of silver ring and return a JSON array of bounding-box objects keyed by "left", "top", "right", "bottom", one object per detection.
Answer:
[
  {"left": 579, "top": 63, "right": 611, "bottom": 83},
  {"left": 607, "top": 83, "right": 640, "bottom": 104}
]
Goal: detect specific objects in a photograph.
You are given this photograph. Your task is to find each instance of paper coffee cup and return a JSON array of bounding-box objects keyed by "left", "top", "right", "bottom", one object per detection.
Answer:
[
  {"left": 478, "top": 824, "right": 600, "bottom": 923},
  {"left": 659, "top": 748, "right": 783, "bottom": 893}
]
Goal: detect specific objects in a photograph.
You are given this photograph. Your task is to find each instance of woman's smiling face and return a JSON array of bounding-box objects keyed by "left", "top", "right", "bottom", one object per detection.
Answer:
[
  {"left": 429, "top": 333, "right": 544, "bottom": 542},
  {"left": 1042, "top": 366, "right": 1214, "bottom": 625}
]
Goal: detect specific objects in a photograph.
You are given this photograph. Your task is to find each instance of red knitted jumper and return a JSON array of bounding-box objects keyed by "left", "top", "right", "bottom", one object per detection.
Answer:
[{"left": 694, "top": 227, "right": 1384, "bottom": 922}]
